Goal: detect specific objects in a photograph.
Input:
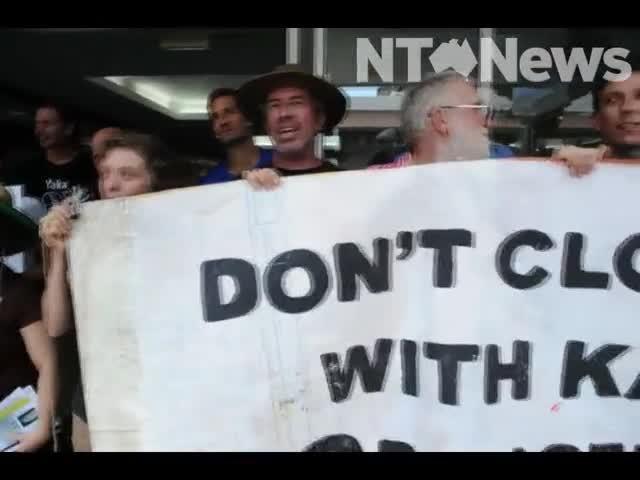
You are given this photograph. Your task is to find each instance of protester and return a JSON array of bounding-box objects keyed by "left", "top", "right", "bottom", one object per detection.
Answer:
[
  {"left": 369, "top": 71, "right": 606, "bottom": 176},
  {"left": 592, "top": 66, "right": 640, "bottom": 159},
  {"left": 549, "top": 64, "right": 640, "bottom": 176},
  {"left": 593, "top": 66, "right": 640, "bottom": 154},
  {"left": 0, "top": 185, "right": 57, "bottom": 453},
  {"left": 239, "top": 65, "right": 347, "bottom": 189},
  {"left": 39, "top": 132, "right": 171, "bottom": 452},
  {"left": 200, "top": 88, "right": 272, "bottom": 184},
  {"left": 10, "top": 103, "right": 98, "bottom": 210}
]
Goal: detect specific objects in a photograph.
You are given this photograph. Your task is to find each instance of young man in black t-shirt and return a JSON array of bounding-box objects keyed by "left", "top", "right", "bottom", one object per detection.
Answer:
[
  {"left": 5, "top": 102, "right": 97, "bottom": 451},
  {"left": 9, "top": 103, "right": 97, "bottom": 210}
]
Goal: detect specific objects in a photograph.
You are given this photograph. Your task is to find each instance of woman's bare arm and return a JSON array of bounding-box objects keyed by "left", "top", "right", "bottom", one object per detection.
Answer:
[
  {"left": 41, "top": 248, "right": 74, "bottom": 338},
  {"left": 16, "top": 321, "right": 58, "bottom": 452},
  {"left": 39, "top": 204, "right": 75, "bottom": 338}
]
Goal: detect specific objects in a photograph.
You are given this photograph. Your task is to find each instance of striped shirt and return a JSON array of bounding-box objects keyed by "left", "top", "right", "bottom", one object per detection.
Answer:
[
  {"left": 367, "top": 143, "right": 515, "bottom": 170},
  {"left": 367, "top": 151, "right": 412, "bottom": 170}
]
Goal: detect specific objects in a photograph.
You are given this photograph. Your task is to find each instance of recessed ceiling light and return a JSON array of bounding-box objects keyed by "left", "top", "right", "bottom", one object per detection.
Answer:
[{"left": 160, "top": 32, "right": 210, "bottom": 51}]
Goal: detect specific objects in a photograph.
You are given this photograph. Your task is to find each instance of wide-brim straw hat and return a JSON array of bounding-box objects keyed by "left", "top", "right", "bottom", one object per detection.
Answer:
[{"left": 238, "top": 64, "right": 348, "bottom": 135}]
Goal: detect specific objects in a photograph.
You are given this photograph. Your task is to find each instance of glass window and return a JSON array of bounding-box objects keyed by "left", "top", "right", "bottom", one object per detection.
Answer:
[{"left": 323, "top": 28, "right": 640, "bottom": 165}]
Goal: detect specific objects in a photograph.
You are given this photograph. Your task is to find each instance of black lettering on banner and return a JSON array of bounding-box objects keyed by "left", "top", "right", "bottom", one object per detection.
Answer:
[
  {"left": 378, "top": 440, "right": 416, "bottom": 452},
  {"left": 496, "top": 230, "right": 553, "bottom": 290},
  {"left": 334, "top": 239, "right": 391, "bottom": 302},
  {"left": 264, "top": 249, "right": 330, "bottom": 314},
  {"left": 417, "top": 229, "right": 474, "bottom": 288},
  {"left": 201, "top": 258, "right": 258, "bottom": 322},
  {"left": 624, "top": 373, "right": 640, "bottom": 400},
  {"left": 561, "top": 233, "right": 611, "bottom": 289},
  {"left": 613, "top": 233, "right": 640, "bottom": 292},
  {"left": 424, "top": 343, "right": 480, "bottom": 405},
  {"left": 396, "top": 231, "right": 415, "bottom": 260},
  {"left": 484, "top": 341, "right": 531, "bottom": 405},
  {"left": 589, "top": 443, "right": 624, "bottom": 452},
  {"left": 303, "top": 434, "right": 363, "bottom": 452},
  {"left": 543, "top": 444, "right": 581, "bottom": 452},
  {"left": 561, "top": 341, "right": 630, "bottom": 398},
  {"left": 401, "top": 340, "right": 418, "bottom": 397},
  {"left": 321, "top": 339, "right": 394, "bottom": 403}
]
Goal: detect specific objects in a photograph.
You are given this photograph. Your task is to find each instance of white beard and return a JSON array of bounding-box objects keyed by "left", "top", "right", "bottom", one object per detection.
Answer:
[{"left": 439, "top": 127, "right": 490, "bottom": 163}]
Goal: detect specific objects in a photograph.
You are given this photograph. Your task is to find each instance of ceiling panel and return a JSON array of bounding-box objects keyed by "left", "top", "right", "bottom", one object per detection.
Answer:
[{"left": 0, "top": 28, "right": 286, "bottom": 156}]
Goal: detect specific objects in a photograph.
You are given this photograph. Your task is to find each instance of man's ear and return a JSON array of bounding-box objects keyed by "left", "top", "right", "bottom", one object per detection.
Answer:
[
  {"left": 592, "top": 112, "right": 602, "bottom": 133},
  {"left": 429, "top": 108, "right": 449, "bottom": 136},
  {"left": 315, "top": 110, "right": 327, "bottom": 134}
]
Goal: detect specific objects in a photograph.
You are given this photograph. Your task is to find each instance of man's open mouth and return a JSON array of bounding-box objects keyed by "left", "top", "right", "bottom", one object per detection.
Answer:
[
  {"left": 619, "top": 122, "right": 640, "bottom": 132},
  {"left": 278, "top": 127, "right": 299, "bottom": 140}
]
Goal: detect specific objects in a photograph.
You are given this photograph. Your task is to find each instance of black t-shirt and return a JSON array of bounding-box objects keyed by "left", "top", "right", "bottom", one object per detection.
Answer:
[
  {"left": 0, "top": 267, "right": 42, "bottom": 401},
  {"left": 10, "top": 148, "right": 98, "bottom": 209},
  {"left": 276, "top": 162, "right": 343, "bottom": 177},
  {"left": 55, "top": 330, "right": 86, "bottom": 423}
]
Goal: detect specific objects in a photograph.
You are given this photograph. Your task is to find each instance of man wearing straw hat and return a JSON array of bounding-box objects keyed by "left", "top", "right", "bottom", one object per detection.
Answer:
[{"left": 239, "top": 64, "right": 347, "bottom": 188}]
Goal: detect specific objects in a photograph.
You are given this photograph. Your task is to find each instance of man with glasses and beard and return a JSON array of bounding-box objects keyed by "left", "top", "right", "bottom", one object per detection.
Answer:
[
  {"left": 200, "top": 88, "right": 273, "bottom": 184},
  {"left": 370, "top": 70, "right": 604, "bottom": 175}
]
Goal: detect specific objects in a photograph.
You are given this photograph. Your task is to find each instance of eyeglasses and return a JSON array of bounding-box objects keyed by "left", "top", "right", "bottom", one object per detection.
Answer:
[{"left": 433, "top": 104, "right": 495, "bottom": 122}]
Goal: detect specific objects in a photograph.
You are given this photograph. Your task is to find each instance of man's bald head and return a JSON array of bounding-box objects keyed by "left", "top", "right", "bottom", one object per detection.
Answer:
[{"left": 91, "top": 127, "right": 123, "bottom": 166}]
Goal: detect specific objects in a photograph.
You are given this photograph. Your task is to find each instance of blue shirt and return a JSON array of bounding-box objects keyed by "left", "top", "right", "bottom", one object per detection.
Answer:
[
  {"left": 200, "top": 148, "right": 273, "bottom": 185},
  {"left": 490, "top": 143, "right": 515, "bottom": 158}
]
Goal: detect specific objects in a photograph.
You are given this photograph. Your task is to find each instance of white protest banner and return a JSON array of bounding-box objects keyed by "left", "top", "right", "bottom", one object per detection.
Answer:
[{"left": 67, "top": 160, "right": 640, "bottom": 452}]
